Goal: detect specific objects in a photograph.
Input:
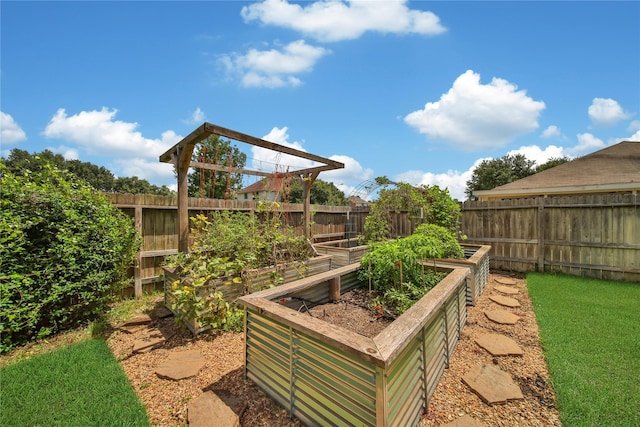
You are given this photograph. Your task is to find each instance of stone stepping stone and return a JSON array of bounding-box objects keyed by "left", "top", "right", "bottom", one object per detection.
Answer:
[
  {"left": 187, "top": 390, "right": 247, "bottom": 427},
  {"left": 495, "top": 277, "right": 517, "bottom": 286},
  {"left": 474, "top": 333, "right": 524, "bottom": 356},
  {"left": 462, "top": 364, "right": 524, "bottom": 405},
  {"left": 485, "top": 310, "right": 520, "bottom": 325},
  {"left": 122, "top": 313, "right": 152, "bottom": 326},
  {"left": 188, "top": 391, "right": 243, "bottom": 427},
  {"left": 489, "top": 295, "right": 521, "bottom": 308},
  {"left": 442, "top": 414, "right": 484, "bottom": 427},
  {"left": 156, "top": 350, "right": 205, "bottom": 380},
  {"left": 154, "top": 305, "right": 174, "bottom": 319},
  {"left": 132, "top": 333, "right": 166, "bottom": 353},
  {"left": 495, "top": 285, "right": 519, "bottom": 295},
  {"left": 120, "top": 324, "right": 147, "bottom": 334}
]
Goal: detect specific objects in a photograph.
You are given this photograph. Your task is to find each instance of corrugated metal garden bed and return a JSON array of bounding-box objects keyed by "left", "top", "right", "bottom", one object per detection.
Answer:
[{"left": 237, "top": 263, "right": 471, "bottom": 427}]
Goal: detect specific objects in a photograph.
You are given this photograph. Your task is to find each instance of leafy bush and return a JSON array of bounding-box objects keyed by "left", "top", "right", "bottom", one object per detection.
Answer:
[
  {"left": 164, "top": 202, "right": 312, "bottom": 332},
  {"left": 362, "top": 181, "right": 461, "bottom": 243},
  {"left": 412, "top": 223, "right": 464, "bottom": 259},
  {"left": 0, "top": 162, "right": 140, "bottom": 352},
  {"left": 358, "top": 225, "right": 462, "bottom": 316}
]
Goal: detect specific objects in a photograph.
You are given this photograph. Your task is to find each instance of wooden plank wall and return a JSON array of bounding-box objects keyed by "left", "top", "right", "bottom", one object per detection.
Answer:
[
  {"left": 106, "top": 194, "right": 352, "bottom": 296},
  {"left": 460, "top": 193, "right": 640, "bottom": 282}
]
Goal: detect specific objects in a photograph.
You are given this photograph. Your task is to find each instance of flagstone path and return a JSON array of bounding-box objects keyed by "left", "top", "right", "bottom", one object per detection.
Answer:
[{"left": 421, "top": 272, "right": 560, "bottom": 426}]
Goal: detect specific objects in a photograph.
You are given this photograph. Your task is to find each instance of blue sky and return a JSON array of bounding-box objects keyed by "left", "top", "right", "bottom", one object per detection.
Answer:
[{"left": 2, "top": 0, "right": 639, "bottom": 200}]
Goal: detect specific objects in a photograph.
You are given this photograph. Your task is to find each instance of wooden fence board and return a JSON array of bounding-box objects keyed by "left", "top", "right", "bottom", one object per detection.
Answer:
[{"left": 461, "top": 194, "right": 639, "bottom": 282}]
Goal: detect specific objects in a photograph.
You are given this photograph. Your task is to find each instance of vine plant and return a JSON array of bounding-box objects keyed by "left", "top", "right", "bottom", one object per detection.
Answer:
[
  {"left": 361, "top": 179, "right": 462, "bottom": 244},
  {"left": 164, "top": 201, "right": 313, "bottom": 333}
]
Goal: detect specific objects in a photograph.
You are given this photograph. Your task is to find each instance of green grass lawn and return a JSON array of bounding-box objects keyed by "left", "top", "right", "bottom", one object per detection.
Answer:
[
  {"left": 1, "top": 338, "right": 150, "bottom": 427},
  {"left": 527, "top": 273, "right": 640, "bottom": 427}
]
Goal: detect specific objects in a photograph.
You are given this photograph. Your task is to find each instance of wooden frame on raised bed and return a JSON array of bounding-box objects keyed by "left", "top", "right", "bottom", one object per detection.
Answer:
[
  {"left": 237, "top": 263, "right": 471, "bottom": 427},
  {"left": 163, "top": 254, "right": 334, "bottom": 335}
]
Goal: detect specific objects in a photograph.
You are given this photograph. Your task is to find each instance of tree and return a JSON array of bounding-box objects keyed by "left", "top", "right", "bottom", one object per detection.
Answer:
[
  {"left": 536, "top": 156, "right": 570, "bottom": 172},
  {"left": 465, "top": 154, "right": 536, "bottom": 199},
  {"left": 3, "top": 148, "right": 65, "bottom": 175},
  {"left": 188, "top": 135, "right": 247, "bottom": 199},
  {"left": 288, "top": 178, "right": 348, "bottom": 205},
  {"left": 2, "top": 148, "right": 174, "bottom": 195},
  {"left": 113, "top": 176, "right": 173, "bottom": 195},
  {"left": 65, "top": 159, "right": 116, "bottom": 191},
  {"left": 0, "top": 161, "right": 140, "bottom": 352}
]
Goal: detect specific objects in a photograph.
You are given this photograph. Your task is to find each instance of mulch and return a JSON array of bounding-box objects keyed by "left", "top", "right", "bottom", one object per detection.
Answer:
[{"left": 2, "top": 271, "right": 560, "bottom": 426}]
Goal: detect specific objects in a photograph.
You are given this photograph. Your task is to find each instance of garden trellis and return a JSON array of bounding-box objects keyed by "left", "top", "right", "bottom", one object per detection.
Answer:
[{"left": 159, "top": 122, "right": 344, "bottom": 253}]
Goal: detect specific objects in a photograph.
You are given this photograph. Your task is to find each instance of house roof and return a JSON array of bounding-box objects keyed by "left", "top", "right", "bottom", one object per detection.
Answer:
[
  {"left": 348, "top": 195, "right": 369, "bottom": 205},
  {"left": 473, "top": 140, "right": 640, "bottom": 200},
  {"left": 237, "top": 176, "right": 286, "bottom": 194}
]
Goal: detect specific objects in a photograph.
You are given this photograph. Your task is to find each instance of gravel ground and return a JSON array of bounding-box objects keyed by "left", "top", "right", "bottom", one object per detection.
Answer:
[
  {"left": 420, "top": 272, "right": 561, "bottom": 426},
  {"left": 105, "top": 271, "right": 561, "bottom": 426}
]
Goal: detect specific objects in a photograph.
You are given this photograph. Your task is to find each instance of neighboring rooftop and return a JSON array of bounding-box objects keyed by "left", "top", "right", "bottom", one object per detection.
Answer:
[{"left": 473, "top": 140, "right": 640, "bottom": 200}]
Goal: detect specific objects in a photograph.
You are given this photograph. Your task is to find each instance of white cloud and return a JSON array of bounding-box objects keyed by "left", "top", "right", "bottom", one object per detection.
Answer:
[
  {"left": 184, "top": 107, "right": 205, "bottom": 124},
  {"left": 567, "top": 133, "right": 606, "bottom": 156},
  {"left": 1, "top": 112, "right": 27, "bottom": 144},
  {"left": 220, "top": 40, "right": 330, "bottom": 88},
  {"left": 627, "top": 119, "right": 640, "bottom": 133},
  {"left": 507, "top": 144, "right": 567, "bottom": 165},
  {"left": 588, "top": 98, "right": 632, "bottom": 127},
  {"left": 251, "top": 126, "right": 316, "bottom": 171},
  {"left": 321, "top": 154, "right": 373, "bottom": 196},
  {"left": 43, "top": 108, "right": 179, "bottom": 158},
  {"left": 404, "top": 70, "right": 546, "bottom": 151},
  {"left": 47, "top": 145, "right": 79, "bottom": 160},
  {"left": 541, "top": 125, "right": 568, "bottom": 141},
  {"left": 241, "top": 0, "right": 446, "bottom": 42},
  {"left": 42, "top": 107, "right": 182, "bottom": 185},
  {"left": 628, "top": 130, "right": 640, "bottom": 142},
  {"left": 112, "top": 158, "right": 176, "bottom": 183},
  {"left": 396, "top": 157, "right": 489, "bottom": 201}
]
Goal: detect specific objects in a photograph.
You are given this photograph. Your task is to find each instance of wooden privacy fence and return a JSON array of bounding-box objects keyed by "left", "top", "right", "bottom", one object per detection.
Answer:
[
  {"left": 106, "top": 194, "right": 351, "bottom": 296},
  {"left": 461, "top": 193, "right": 640, "bottom": 282},
  {"left": 108, "top": 192, "right": 639, "bottom": 296}
]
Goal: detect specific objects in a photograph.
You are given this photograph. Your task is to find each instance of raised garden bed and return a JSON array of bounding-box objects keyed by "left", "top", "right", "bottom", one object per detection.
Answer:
[
  {"left": 237, "top": 263, "right": 470, "bottom": 427},
  {"left": 314, "top": 239, "right": 490, "bottom": 306},
  {"left": 163, "top": 254, "right": 333, "bottom": 334},
  {"left": 425, "top": 244, "right": 491, "bottom": 306},
  {"left": 313, "top": 238, "right": 369, "bottom": 268}
]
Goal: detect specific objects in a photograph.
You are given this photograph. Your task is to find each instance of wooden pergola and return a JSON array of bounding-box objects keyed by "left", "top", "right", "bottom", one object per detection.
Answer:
[{"left": 159, "top": 122, "right": 344, "bottom": 253}]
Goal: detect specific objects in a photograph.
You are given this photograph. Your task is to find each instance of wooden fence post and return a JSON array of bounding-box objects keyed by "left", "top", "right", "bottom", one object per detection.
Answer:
[
  {"left": 134, "top": 203, "right": 143, "bottom": 296},
  {"left": 537, "top": 197, "right": 545, "bottom": 272}
]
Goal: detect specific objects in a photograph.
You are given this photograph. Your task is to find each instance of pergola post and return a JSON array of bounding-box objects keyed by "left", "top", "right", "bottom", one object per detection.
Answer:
[
  {"left": 177, "top": 145, "right": 194, "bottom": 253},
  {"left": 302, "top": 172, "right": 319, "bottom": 239}
]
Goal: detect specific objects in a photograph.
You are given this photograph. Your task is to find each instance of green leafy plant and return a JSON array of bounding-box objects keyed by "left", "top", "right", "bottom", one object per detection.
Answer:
[
  {"left": 0, "top": 161, "right": 140, "bottom": 353},
  {"left": 164, "top": 202, "right": 311, "bottom": 332},
  {"left": 358, "top": 225, "right": 462, "bottom": 316}
]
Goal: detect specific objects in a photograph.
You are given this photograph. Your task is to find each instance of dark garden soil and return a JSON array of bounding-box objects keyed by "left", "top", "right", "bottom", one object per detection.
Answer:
[{"left": 306, "top": 288, "right": 394, "bottom": 337}]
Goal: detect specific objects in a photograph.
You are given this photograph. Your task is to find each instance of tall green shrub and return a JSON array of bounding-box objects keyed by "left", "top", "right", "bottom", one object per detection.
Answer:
[
  {"left": 362, "top": 181, "right": 461, "bottom": 243},
  {"left": 0, "top": 162, "right": 140, "bottom": 352}
]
